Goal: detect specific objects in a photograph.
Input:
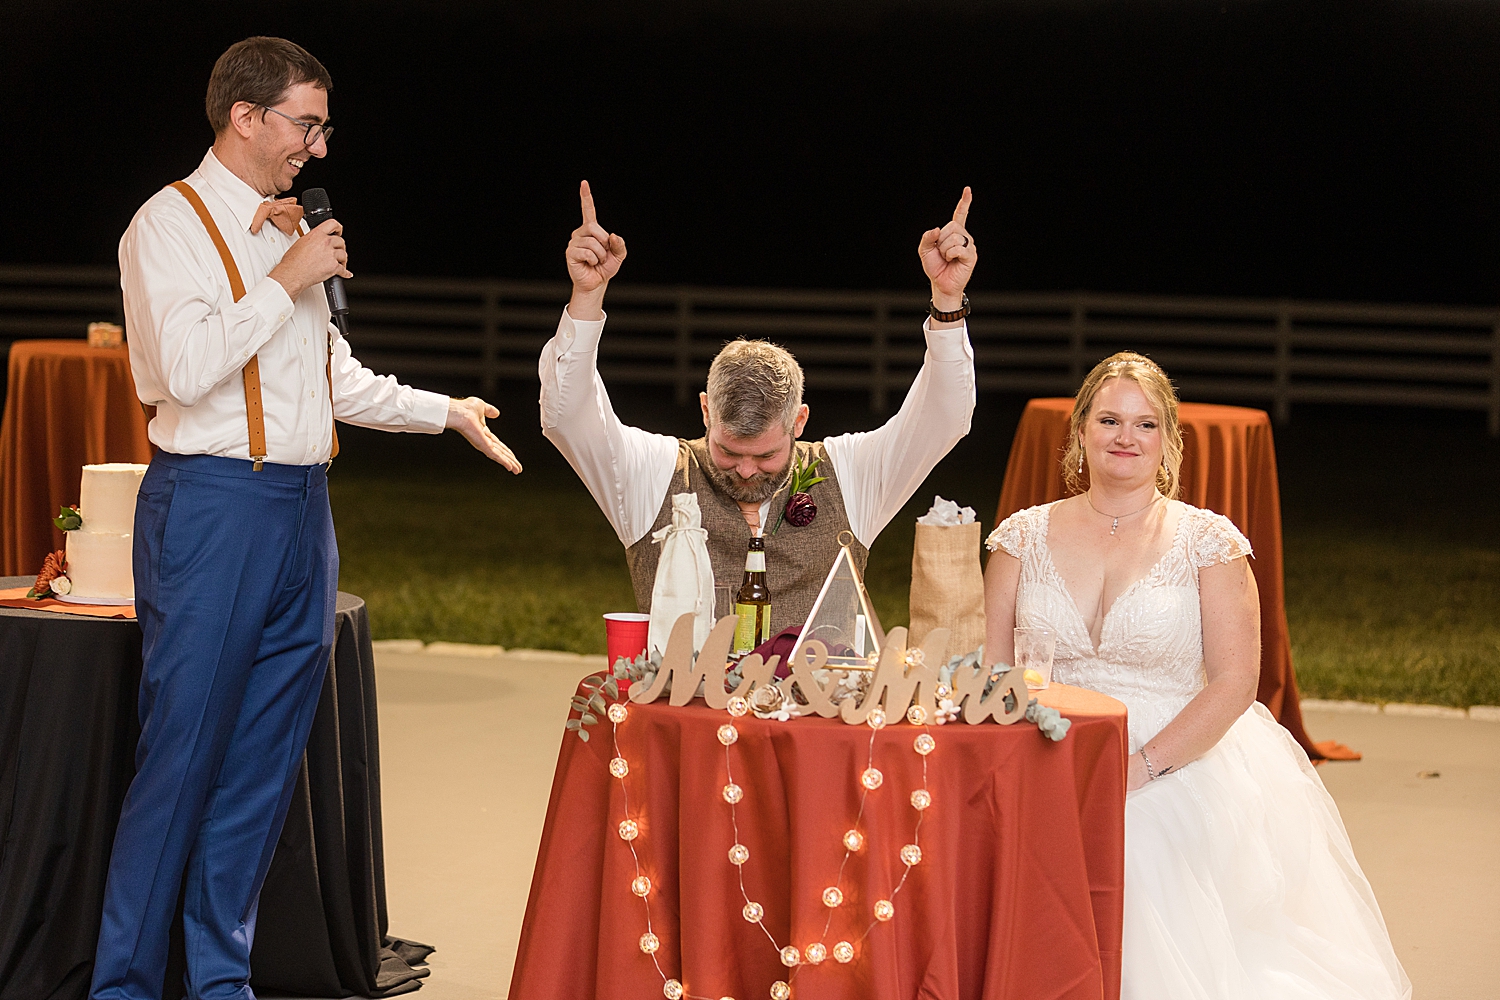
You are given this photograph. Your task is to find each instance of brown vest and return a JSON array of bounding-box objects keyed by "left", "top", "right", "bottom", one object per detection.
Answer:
[{"left": 626, "top": 438, "right": 870, "bottom": 636}]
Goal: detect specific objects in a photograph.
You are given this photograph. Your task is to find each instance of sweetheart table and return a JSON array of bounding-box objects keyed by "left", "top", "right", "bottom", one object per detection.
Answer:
[{"left": 510, "top": 678, "right": 1128, "bottom": 1000}]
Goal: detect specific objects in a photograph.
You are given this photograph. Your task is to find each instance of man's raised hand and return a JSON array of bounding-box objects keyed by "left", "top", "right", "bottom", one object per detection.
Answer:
[
  {"left": 919, "top": 186, "right": 977, "bottom": 312},
  {"left": 566, "top": 181, "right": 627, "bottom": 320}
]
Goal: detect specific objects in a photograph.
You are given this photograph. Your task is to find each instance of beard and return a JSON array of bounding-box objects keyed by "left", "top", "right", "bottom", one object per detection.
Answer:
[{"left": 704, "top": 455, "right": 793, "bottom": 504}]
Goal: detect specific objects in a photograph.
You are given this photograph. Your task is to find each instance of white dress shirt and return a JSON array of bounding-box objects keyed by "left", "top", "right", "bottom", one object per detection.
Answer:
[
  {"left": 121, "top": 149, "right": 449, "bottom": 464},
  {"left": 539, "top": 308, "right": 976, "bottom": 549}
]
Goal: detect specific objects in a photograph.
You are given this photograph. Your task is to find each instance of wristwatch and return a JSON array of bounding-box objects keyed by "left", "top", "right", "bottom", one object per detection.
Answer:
[{"left": 928, "top": 294, "right": 970, "bottom": 323}]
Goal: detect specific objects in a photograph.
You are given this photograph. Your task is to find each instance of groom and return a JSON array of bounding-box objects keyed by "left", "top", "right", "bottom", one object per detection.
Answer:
[{"left": 540, "top": 182, "right": 979, "bottom": 633}]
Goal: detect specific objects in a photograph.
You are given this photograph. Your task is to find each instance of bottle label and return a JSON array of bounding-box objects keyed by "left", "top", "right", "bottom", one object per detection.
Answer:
[
  {"left": 732, "top": 602, "right": 772, "bottom": 653},
  {"left": 744, "top": 551, "right": 766, "bottom": 572}
]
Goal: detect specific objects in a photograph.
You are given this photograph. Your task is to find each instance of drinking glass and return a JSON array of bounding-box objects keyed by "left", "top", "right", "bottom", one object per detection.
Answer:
[
  {"left": 714, "top": 585, "right": 737, "bottom": 627},
  {"left": 1013, "top": 627, "right": 1057, "bottom": 690}
]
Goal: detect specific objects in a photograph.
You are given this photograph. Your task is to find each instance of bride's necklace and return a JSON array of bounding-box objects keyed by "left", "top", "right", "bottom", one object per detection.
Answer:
[{"left": 1085, "top": 490, "right": 1162, "bottom": 536}]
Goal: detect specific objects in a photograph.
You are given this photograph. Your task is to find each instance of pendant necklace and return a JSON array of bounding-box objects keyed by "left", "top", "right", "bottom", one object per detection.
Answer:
[{"left": 1085, "top": 490, "right": 1161, "bottom": 536}]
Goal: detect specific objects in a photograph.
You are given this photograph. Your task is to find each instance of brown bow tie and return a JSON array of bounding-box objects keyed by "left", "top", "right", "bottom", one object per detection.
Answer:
[{"left": 250, "top": 197, "right": 305, "bottom": 236}]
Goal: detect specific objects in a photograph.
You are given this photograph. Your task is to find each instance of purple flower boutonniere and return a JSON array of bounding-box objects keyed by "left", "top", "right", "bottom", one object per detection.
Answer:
[{"left": 771, "top": 454, "right": 828, "bottom": 535}]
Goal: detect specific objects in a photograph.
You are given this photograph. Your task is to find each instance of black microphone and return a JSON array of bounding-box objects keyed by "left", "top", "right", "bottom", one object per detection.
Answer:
[{"left": 299, "top": 187, "right": 350, "bottom": 337}]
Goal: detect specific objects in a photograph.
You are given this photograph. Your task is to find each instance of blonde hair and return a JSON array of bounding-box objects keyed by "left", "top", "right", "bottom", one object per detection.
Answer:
[
  {"left": 1062, "top": 352, "right": 1183, "bottom": 498},
  {"left": 706, "top": 339, "right": 804, "bottom": 438}
]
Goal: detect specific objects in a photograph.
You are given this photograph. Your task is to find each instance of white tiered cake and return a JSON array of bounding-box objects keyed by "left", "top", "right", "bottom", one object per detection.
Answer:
[{"left": 63, "top": 463, "right": 148, "bottom": 604}]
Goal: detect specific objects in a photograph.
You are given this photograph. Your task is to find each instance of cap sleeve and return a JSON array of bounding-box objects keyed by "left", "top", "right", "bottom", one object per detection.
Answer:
[
  {"left": 985, "top": 505, "right": 1044, "bottom": 557},
  {"left": 1187, "top": 509, "right": 1253, "bottom": 568}
]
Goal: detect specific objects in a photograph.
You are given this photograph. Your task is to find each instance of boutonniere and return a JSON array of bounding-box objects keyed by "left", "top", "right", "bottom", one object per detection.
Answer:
[{"left": 770, "top": 453, "right": 828, "bottom": 535}]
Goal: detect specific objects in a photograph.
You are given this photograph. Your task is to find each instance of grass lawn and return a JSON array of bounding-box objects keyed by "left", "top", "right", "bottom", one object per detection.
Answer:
[{"left": 330, "top": 393, "right": 1500, "bottom": 708}]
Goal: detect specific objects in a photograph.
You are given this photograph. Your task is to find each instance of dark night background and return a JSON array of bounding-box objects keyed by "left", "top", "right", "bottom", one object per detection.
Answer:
[{"left": 3, "top": 0, "right": 1499, "bottom": 304}]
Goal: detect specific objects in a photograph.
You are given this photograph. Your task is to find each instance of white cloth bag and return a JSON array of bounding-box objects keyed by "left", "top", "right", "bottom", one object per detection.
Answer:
[{"left": 648, "top": 493, "right": 715, "bottom": 655}]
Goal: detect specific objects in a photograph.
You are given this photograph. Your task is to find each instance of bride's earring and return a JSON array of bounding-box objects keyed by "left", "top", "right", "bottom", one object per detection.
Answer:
[{"left": 1077, "top": 449, "right": 1084, "bottom": 475}]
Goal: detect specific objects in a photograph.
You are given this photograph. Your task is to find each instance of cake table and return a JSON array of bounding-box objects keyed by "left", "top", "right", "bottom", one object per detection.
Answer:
[{"left": 0, "top": 583, "right": 430, "bottom": 999}]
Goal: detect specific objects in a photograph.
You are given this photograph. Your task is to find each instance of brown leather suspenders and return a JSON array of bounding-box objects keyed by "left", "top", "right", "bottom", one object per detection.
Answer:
[{"left": 167, "top": 181, "right": 339, "bottom": 470}]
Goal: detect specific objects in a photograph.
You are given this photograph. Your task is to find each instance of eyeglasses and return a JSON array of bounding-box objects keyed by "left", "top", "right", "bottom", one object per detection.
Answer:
[{"left": 260, "top": 105, "right": 334, "bottom": 147}]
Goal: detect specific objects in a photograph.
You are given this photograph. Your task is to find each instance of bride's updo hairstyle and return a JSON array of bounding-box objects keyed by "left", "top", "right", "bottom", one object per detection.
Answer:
[{"left": 1062, "top": 351, "right": 1183, "bottom": 499}]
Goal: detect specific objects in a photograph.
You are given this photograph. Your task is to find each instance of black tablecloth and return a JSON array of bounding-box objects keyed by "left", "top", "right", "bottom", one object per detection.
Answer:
[{"left": 0, "top": 581, "right": 432, "bottom": 999}]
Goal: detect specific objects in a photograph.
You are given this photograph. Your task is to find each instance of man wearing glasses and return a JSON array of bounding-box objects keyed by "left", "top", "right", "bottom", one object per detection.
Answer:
[{"left": 93, "top": 36, "right": 520, "bottom": 1000}]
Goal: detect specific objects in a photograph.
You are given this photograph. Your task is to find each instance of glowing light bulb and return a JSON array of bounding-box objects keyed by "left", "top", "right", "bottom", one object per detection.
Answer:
[
  {"left": 664, "top": 980, "right": 684, "bottom": 1000},
  {"left": 913, "top": 733, "right": 936, "bottom": 756},
  {"left": 804, "top": 942, "right": 827, "bottom": 965},
  {"left": 632, "top": 876, "right": 651, "bottom": 897},
  {"left": 821, "top": 886, "right": 843, "bottom": 907},
  {"left": 717, "top": 723, "right": 739, "bottom": 746},
  {"left": 723, "top": 783, "right": 743, "bottom": 804},
  {"left": 726, "top": 696, "right": 749, "bottom": 717},
  {"left": 742, "top": 901, "right": 764, "bottom": 923},
  {"left": 610, "top": 757, "right": 629, "bottom": 778},
  {"left": 780, "top": 946, "right": 800, "bottom": 967},
  {"left": 619, "top": 819, "right": 640, "bottom": 840},
  {"left": 832, "top": 941, "right": 855, "bottom": 963},
  {"left": 842, "top": 829, "right": 864, "bottom": 852},
  {"left": 770, "top": 982, "right": 791, "bottom": 1000},
  {"left": 607, "top": 702, "right": 628, "bottom": 723},
  {"left": 728, "top": 843, "right": 749, "bottom": 865},
  {"left": 910, "top": 789, "right": 932, "bottom": 811},
  {"left": 866, "top": 708, "right": 886, "bottom": 730},
  {"left": 639, "top": 932, "right": 660, "bottom": 954},
  {"left": 901, "top": 843, "right": 923, "bottom": 866},
  {"left": 861, "top": 767, "right": 883, "bottom": 790},
  {"left": 874, "top": 899, "right": 895, "bottom": 921},
  {"left": 906, "top": 704, "right": 928, "bottom": 725}
]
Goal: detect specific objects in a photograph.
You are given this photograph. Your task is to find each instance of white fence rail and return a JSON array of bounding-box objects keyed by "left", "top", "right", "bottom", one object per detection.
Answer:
[{"left": 3, "top": 264, "right": 1497, "bottom": 434}]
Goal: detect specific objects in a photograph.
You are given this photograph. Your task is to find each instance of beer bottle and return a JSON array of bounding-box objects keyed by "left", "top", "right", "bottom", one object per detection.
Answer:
[{"left": 733, "top": 534, "right": 772, "bottom": 656}]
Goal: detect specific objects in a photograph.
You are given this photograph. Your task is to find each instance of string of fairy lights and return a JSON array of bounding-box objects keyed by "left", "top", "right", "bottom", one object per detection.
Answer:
[{"left": 604, "top": 658, "right": 940, "bottom": 1000}]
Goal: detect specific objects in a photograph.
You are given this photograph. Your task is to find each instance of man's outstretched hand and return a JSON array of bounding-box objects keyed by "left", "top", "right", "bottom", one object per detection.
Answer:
[
  {"left": 919, "top": 187, "right": 977, "bottom": 317},
  {"left": 566, "top": 180, "right": 627, "bottom": 321},
  {"left": 446, "top": 396, "right": 522, "bottom": 473}
]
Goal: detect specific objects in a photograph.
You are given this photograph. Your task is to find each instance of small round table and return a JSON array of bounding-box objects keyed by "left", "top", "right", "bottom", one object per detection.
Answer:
[
  {"left": 994, "top": 397, "right": 1326, "bottom": 759},
  {"left": 0, "top": 340, "right": 152, "bottom": 576}
]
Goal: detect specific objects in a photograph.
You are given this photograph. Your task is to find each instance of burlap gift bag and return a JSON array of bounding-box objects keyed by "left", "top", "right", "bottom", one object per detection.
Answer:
[{"left": 908, "top": 521, "right": 986, "bottom": 657}]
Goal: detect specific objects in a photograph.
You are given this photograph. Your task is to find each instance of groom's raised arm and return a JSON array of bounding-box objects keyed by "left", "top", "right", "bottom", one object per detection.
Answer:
[
  {"left": 540, "top": 181, "right": 677, "bottom": 547},
  {"left": 824, "top": 188, "right": 979, "bottom": 548}
]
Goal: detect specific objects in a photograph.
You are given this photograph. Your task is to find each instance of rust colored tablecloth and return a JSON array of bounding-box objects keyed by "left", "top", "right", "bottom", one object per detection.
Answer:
[
  {"left": 0, "top": 341, "right": 152, "bottom": 577},
  {"left": 510, "top": 680, "right": 1127, "bottom": 1000},
  {"left": 993, "top": 398, "right": 1321, "bottom": 759}
]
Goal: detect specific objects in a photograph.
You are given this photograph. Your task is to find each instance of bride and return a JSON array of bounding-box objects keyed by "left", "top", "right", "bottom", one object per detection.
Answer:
[{"left": 983, "top": 353, "right": 1410, "bottom": 1000}]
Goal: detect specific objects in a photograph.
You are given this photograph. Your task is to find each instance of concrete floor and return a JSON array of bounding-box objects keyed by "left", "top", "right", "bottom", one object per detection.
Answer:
[{"left": 270, "top": 647, "right": 1500, "bottom": 1000}]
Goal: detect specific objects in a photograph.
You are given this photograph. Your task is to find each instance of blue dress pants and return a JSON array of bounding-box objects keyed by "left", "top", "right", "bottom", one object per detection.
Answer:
[{"left": 91, "top": 452, "right": 338, "bottom": 1000}]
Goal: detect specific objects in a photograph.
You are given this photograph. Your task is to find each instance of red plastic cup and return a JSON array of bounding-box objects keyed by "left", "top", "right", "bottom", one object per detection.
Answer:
[{"left": 604, "top": 612, "right": 650, "bottom": 668}]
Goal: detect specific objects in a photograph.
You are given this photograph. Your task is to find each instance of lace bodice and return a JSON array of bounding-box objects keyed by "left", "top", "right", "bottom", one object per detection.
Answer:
[{"left": 987, "top": 500, "right": 1252, "bottom": 751}]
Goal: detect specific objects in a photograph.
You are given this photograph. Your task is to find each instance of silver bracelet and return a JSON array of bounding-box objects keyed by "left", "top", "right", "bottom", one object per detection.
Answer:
[{"left": 1139, "top": 747, "right": 1158, "bottom": 782}]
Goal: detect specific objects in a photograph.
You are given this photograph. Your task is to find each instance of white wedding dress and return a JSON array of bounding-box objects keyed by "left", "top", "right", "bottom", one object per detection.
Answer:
[{"left": 989, "top": 500, "right": 1410, "bottom": 1000}]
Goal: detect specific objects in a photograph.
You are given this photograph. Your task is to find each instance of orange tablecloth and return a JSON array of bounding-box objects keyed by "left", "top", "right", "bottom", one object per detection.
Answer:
[
  {"left": 994, "top": 398, "right": 1322, "bottom": 759},
  {"left": 0, "top": 340, "right": 152, "bottom": 576},
  {"left": 511, "top": 679, "right": 1127, "bottom": 1000}
]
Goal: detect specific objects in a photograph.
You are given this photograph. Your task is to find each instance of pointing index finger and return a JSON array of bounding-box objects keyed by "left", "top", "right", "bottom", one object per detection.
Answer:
[
  {"left": 952, "top": 186, "right": 972, "bottom": 227},
  {"left": 580, "top": 180, "right": 597, "bottom": 226}
]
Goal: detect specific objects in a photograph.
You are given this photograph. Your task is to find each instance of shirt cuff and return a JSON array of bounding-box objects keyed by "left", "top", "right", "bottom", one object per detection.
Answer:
[
  {"left": 923, "top": 317, "right": 973, "bottom": 362},
  {"left": 559, "top": 307, "right": 607, "bottom": 355},
  {"left": 409, "top": 389, "right": 451, "bottom": 434},
  {"left": 247, "top": 276, "right": 296, "bottom": 339}
]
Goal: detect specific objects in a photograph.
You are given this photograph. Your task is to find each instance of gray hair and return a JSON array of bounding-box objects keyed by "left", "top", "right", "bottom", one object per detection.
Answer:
[{"left": 705, "top": 339, "right": 804, "bottom": 439}]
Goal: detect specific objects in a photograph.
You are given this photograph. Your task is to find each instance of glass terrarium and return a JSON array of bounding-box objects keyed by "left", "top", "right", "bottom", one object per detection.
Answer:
[{"left": 792, "top": 532, "right": 885, "bottom": 669}]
